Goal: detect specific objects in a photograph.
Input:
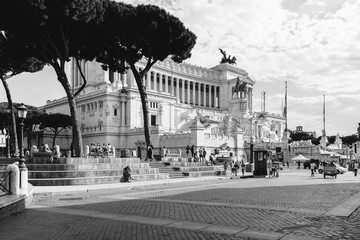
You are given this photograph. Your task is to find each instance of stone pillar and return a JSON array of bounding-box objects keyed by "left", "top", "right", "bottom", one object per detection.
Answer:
[
  {"left": 181, "top": 79, "right": 185, "bottom": 103},
  {"left": 112, "top": 146, "right": 116, "bottom": 157},
  {"left": 203, "top": 85, "right": 207, "bottom": 107},
  {"left": 190, "top": 118, "right": 205, "bottom": 147},
  {"left": 19, "top": 168, "right": 28, "bottom": 194},
  {"left": 176, "top": 78, "right": 179, "bottom": 102},
  {"left": 187, "top": 80, "right": 190, "bottom": 104},
  {"left": 5, "top": 164, "right": 20, "bottom": 195},
  {"left": 231, "top": 128, "right": 244, "bottom": 162},
  {"left": 198, "top": 83, "right": 201, "bottom": 106},
  {"left": 209, "top": 85, "right": 213, "bottom": 107},
  {"left": 154, "top": 73, "right": 158, "bottom": 92},
  {"left": 84, "top": 145, "right": 89, "bottom": 158},
  {"left": 165, "top": 75, "right": 168, "bottom": 93},
  {"left": 120, "top": 94, "right": 127, "bottom": 128},
  {"left": 170, "top": 77, "right": 173, "bottom": 95},
  {"left": 192, "top": 82, "right": 196, "bottom": 105},
  {"left": 159, "top": 74, "right": 163, "bottom": 92}
]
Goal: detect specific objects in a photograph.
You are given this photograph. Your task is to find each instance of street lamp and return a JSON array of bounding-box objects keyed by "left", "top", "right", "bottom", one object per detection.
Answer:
[
  {"left": 250, "top": 117, "right": 254, "bottom": 164},
  {"left": 6, "top": 107, "right": 11, "bottom": 158},
  {"left": 17, "top": 103, "right": 27, "bottom": 169}
]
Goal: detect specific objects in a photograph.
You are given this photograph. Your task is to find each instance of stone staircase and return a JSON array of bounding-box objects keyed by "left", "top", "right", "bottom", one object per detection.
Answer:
[
  {"left": 27, "top": 157, "right": 169, "bottom": 186},
  {"left": 163, "top": 157, "right": 222, "bottom": 177},
  {"left": 148, "top": 161, "right": 186, "bottom": 179}
]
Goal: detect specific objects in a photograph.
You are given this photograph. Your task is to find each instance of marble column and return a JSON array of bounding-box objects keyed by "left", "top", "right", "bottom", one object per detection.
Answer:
[
  {"left": 181, "top": 79, "right": 185, "bottom": 103},
  {"left": 209, "top": 85, "right": 213, "bottom": 107},
  {"left": 198, "top": 83, "right": 201, "bottom": 106},
  {"left": 170, "top": 76, "right": 174, "bottom": 95},
  {"left": 176, "top": 78, "right": 179, "bottom": 102},
  {"left": 154, "top": 73, "right": 157, "bottom": 92},
  {"left": 203, "top": 84, "right": 206, "bottom": 107},
  {"left": 159, "top": 74, "right": 163, "bottom": 92},
  {"left": 165, "top": 75, "right": 169, "bottom": 93},
  {"left": 192, "top": 82, "right": 196, "bottom": 105},
  {"left": 187, "top": 80, "right": 190, "bottom": 104}
]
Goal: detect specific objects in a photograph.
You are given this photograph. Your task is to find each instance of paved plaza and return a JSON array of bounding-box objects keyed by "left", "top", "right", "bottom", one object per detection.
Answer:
[{"left": 1, "top": 167, "right": 360, "bottom": 240}]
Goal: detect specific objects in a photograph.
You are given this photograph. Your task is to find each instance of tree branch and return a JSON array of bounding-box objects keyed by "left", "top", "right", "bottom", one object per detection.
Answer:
[{"left": 74, "top": 58, "right": 87, "bottom": 97}]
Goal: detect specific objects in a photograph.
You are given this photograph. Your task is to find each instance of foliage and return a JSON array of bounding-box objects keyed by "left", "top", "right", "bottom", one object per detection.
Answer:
[
  {"left": 0, "top": 0, "right": 111, "bottom": 156},
  {"left": 40, "top": 113, "right": 72, "bottom": 148},
  {"left": 341, "top": 134, "right": 358, "bottom": 146},
  {"left": 96, "top": 2, "right": 197, "bottom": 147},
  {"left": 289, "top": 131, "right": 315, "bottom": 142}
]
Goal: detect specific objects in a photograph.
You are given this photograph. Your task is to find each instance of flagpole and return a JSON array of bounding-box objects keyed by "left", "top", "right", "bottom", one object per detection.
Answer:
[
  {"left": 284, "top": 81, "right": 287, "bottom": 132},
  {"left": 323, "top": 94, "right": 325, "bottom": 136}
]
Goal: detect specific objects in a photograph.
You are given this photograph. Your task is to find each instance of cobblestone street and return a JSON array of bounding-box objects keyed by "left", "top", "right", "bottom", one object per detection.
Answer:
[{"left": 1, "top": 169, "right": 360, "bottom": 239}]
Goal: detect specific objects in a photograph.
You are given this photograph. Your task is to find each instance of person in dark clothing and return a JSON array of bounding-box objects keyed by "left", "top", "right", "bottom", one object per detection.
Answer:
[
  {"left": 186, "top": 145, "right": 190, "bottom": 157},
  {"left": 191, "top": 145, "right": 195, "bottom": 158},
  {"left": 123, "top": 166, "right": 134, "bottom": 183},
  {"left": 147, "top": 145, "right": 153, "bottom": 161}
]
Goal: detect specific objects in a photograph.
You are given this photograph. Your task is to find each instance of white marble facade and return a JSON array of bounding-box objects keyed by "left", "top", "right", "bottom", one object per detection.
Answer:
[{"left": 42, "top": 58, "right": 285, "bottom": 152}]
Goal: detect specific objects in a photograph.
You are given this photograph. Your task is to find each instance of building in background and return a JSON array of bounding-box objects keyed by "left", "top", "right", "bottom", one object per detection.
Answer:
[{"left": 41, "top": 58, "right": 285, "bottom": 159}]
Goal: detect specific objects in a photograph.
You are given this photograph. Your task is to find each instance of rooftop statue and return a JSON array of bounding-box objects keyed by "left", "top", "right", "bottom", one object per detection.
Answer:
[{"left": 219, "top": 48, "right": 237, "bottom": 65}]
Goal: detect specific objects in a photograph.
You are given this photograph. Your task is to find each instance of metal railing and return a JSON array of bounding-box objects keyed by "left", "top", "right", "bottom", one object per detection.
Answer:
[{"left": 0, "top": 170, "right": 11, "bottom": 197}]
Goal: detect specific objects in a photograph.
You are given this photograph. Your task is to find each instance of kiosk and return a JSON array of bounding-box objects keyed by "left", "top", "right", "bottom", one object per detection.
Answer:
[{"left": 253, "top": 148, "right": 269, "bottom": 176}]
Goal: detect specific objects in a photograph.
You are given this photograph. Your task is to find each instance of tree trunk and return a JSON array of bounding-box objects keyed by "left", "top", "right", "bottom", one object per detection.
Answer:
[
  {"left": 52, "top": 129, "right": 58, "bottom": 150},
  {"left": 1, "top": 77, "right": 19, "bottom": 157},
  {"left": 130, "top": 65, "right": 151, "bottom": 148},
  {"left": 56, "top": 69, "right": 83, "bottom": 157}
]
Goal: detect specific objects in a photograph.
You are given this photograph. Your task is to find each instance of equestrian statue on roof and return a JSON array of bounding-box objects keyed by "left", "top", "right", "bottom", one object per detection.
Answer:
[
  {"left": 219, "top": 48, "right": 237, "bottom": 65},
  {"left": 232, "top": 77, "right": 247, "bottom": 99}
]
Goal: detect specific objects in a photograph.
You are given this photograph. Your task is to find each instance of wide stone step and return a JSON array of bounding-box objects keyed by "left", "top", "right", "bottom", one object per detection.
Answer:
[
  {"left": 163, "top": 157, "right": 192, "bottom": 163},
  {"left": 182, "top": 171, "right": 220, "bottom": 177},
  {"left": 28, "top": 168, "right": 159, "bottom": 178},
  {"left": 29, "top": 173, "right": 169, "bottom": 186},
  {"left": 27, "top": 162, "right": 150, "bottom": 171},
  {"left": 170, "top": 162, "right": 208, "bottom": 167},
  {"left": 38, "top": 157, "right": 142, "bottom": 164},
  {"left": 175, "top": 166, "right": 216, "bottom": 172}
]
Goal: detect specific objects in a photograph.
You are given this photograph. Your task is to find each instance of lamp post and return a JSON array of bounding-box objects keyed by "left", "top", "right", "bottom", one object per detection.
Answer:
[
  {"left": 250, "top": 117, "right": 254, "bottom": 164},
  {"left": 6, "top": 107, "right": 11, "bottom": 158},
  {"left": 17, "top": 103, "right": 27, "bottom": 169}
]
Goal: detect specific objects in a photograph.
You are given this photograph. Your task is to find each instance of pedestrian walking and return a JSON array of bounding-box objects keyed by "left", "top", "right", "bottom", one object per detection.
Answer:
[
  {"left": 310, "top": 162, "right": 315, "bottom": 177},
  {"left": 241, "top": 161, "right": 246, "bottom": 176},
  {"left": 186, "top": 145, "right": 190, "bottom": 157},
  {"left": 297, "top": 161, "right": 300, "bottom": 169},
  {"left": 354, "top": 161, "right": 358, "bottom": 177},
  {"left": 191, "top": 145, "right": 195, "bottom": 158},
  {"left": 286, "top": 161, "right": 289, "bottom": 168},
  {"left": 223, "top": 161, "right": 228, "bottom": 176}
]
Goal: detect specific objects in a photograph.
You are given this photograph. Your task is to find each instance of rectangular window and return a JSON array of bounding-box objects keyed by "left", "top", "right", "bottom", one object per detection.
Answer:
[
  {"left": 114, "top": 109, "right": 117, "bottom": 116},
  {"left": 151, "top": 115, "right": 156, "bottom": 126}
]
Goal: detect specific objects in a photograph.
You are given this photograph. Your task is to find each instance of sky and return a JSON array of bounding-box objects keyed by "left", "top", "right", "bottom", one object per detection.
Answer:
[{"left": 1, "top": 0, "right": 359, "bottom": 137}]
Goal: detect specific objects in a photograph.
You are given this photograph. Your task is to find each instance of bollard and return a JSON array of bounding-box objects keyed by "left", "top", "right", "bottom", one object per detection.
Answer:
[
  {"left": 84, "top": 145, "right": 90, "bottom": 158},
  {"left": 5, "top": 164, "right": 20, "bottom": 195}
]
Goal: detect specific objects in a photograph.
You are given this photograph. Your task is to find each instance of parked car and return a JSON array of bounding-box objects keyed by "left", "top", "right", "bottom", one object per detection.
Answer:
[
  {"left": 318, "top": 162, "right": 347, "bottom": 174},
  {"left": 333, "top": 163, "right": 347, "bottom": 174}
]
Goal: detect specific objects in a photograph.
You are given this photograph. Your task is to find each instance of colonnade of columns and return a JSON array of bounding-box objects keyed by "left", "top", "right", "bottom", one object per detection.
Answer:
[{"left": 141, "top": 71, "right": 220, "bottom": 108}]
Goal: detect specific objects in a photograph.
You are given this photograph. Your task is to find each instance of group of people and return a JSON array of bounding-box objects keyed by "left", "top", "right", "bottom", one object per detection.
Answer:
[
  {"left": 89, "top": 143, "right": 113, "bottom": 157},
  {"left": 223, "top": 160, "right": 246, "bottom": 177},
  {"left": 185, "top": 145, "right": 207, "bottom": 162}
]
